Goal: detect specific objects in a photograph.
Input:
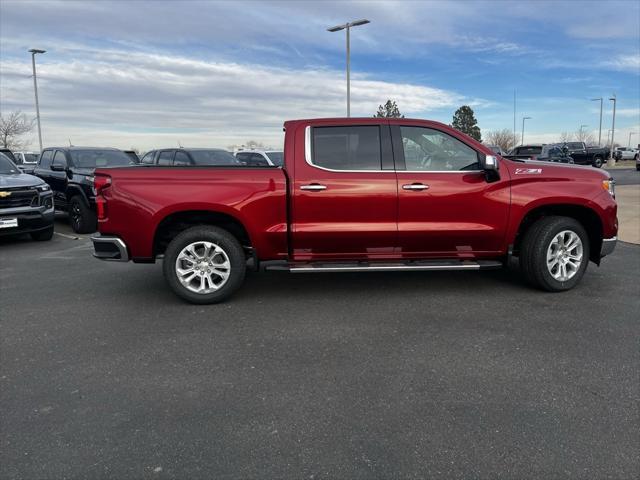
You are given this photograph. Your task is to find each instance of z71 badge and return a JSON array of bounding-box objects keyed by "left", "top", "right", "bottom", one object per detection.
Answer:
[{"left": 514, "top": 168, "right": 542, "bottom": 175}]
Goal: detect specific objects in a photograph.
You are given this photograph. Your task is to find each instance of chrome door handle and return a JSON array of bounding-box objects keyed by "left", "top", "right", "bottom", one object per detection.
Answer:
[
  {"left": 402, "top": 183, "right": 429, "bottom": 191},
  {"left": 300, "top": 184, "right": 327, "bottom": 191}
]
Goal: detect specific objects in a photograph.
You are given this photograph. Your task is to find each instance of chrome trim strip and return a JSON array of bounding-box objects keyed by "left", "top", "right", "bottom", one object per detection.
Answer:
[
  {"left": 290, "top": 263, "right": 484, "bottom": 273},
  {"left": 600, "top": 236, "right": 617, "bottom": 257},
  {"left": 303, "top": 126, "right": 484, "bottom": 174},
  {"left": 91, "top": 235, "right": 130, "bottom": 262}
]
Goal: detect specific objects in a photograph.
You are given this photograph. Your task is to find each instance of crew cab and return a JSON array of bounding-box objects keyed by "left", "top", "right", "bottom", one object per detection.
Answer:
[
  {"left": 562, "top": 142, "right": 610, "bottom": 168},
  {"left": 91, "top": 118, "right": 618, "bottom": 304},
  {"left": 34, "top": 147, "right": 134, "bottom": 233}
]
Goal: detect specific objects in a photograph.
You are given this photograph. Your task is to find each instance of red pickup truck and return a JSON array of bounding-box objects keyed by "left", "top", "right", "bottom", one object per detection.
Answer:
[{"left": 91, "top": 118, "right": 618, "bottom": 304}]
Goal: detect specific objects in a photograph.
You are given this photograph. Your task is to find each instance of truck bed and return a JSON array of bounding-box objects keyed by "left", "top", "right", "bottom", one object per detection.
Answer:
[{"left": 95, "top": 166, "right": 289, "bottom": 261}]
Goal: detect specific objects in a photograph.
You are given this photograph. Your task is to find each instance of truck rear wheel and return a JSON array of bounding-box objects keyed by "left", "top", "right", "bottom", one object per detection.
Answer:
[
  {"left": 519, "top": 216, "right": 589, "bottom": 292},
  {"left": 163, "top": 226, "right": 246, "bottom": 304}
]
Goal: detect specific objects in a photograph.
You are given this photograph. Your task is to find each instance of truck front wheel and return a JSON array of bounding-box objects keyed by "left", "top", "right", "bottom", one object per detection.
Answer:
[
  {"left": 592, "top": 156, "right": 603, "bottom": 168},
  {"left": 519, "top": 216, "right": 590, "bottom": 292},
  {"left": 163, "top": 226, "right": 246, "bottom": 304}
]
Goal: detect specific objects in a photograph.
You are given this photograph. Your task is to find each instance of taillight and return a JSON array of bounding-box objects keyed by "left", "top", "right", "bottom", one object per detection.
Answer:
[
  {"left": 94, "top": 174, "right": 111, "bottom": 220},
  {"left": 94, "top": 174, "right": 112, "bottom": 195}
]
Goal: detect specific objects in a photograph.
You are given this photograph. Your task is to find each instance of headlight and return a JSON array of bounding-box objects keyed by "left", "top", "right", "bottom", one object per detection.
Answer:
[
  {"left": 602, "top": 179, "right": 615, "bottom": 197},
  {"left": 36, "top": 184, "right": 50, "bottom": 192}
]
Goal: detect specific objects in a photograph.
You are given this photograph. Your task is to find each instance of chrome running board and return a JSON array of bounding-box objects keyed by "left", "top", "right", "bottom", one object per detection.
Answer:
[{"left": 264, "top": 259, "right": 503, "bottom": 273}]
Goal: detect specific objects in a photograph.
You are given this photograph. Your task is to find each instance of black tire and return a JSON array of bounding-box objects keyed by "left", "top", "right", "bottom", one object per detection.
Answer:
[
  {"left": 69, "top": 196, "right": 97, "bottom": 234},
  {"left": 519, "top": 216, "right": 590, "bottom": 292},
  {"left": 592, "top": 156, "right": 603, "bottom": 168},
  {"left": 30, "top": 226, "right": 54, "bottom": 241},
  {"left": 162, "top": 225, "right": 246, "bottom": 304}
]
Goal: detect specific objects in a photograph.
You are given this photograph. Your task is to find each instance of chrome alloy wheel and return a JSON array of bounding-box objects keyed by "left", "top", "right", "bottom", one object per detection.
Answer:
[
  {"left": 175, "top": 241, "right": 231, "bottom": 294},
  {"left": 546, "top": 230, "right": 583, "bottom": 282}
]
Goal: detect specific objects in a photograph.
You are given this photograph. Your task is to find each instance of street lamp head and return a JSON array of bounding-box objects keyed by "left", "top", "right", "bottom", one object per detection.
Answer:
[
  {"left": 327, "top": 19, "right": 370, "bottom": 31},
  {"left": 29, "top": 48, "right": 46, "bottom": 54},
  {"left": 523, "top": 116, "right": 532, "bottom": 120},
  {"left": 609, "top": 97, "right": 616, "bottom": 101},
  {"left": 327, "top": 24, "right": 347, "bottom": 32},
  {"left": 350, "top": 19, "right": 370, "bottom": 27}
]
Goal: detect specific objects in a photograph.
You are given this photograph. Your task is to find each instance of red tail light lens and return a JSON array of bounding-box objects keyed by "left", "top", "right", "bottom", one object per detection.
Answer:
[
  {"left": 94, "top": 174, "right": 112, "bottom": 194},
  {"left": 94, "top": 174, "right": 111, "bottom": 220}
]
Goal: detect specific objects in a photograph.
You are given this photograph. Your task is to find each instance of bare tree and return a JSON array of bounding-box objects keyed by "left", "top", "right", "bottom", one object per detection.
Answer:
[
  {"left": 0, "top": 111, "right": 35, "bottom": 150},
  {"left": 484, "top": 129, "right": 517, "bottom": 153},
  {"left": 575, "top": 128, "right": 596, "bottom": 145},
  {"left": 228, "top": 140, "right": 267, "bottom": 151},
  {"left": 559, "top": 131, "right": 573, "bottom": 143}
]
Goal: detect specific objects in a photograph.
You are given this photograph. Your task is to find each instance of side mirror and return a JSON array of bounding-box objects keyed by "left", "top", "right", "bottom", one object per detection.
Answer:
[{"left": 481, "top": 154, "right": 500, "bottom": 182}]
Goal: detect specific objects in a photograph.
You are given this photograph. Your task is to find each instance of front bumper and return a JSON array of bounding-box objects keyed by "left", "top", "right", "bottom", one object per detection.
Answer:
[
  {"left": 600, "top": 236, "right": 617, "bottom": 258},
  {"left": 91, "top": 235, "right": 130, "bottom": 262},
  {"left": 0, "top": 208, "right": 54, "bottom": 237}
]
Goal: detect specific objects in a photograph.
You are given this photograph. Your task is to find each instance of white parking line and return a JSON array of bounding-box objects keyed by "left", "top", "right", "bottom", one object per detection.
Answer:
[{"left": 54, "top": 232, "right": 83, "bottom": 240}]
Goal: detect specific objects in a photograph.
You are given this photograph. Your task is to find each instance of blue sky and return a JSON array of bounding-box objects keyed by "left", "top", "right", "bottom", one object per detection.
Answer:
[{"left": 0, "top": 0, "right": 638, "bottom": 150}]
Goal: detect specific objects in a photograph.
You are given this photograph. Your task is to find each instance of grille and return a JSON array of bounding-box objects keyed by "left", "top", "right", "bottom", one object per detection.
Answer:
[{"left": 0, "top": 188, "right": 38, "bottom": 209}]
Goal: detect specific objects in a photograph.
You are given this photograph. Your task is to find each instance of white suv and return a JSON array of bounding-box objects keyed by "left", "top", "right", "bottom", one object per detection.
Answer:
[{"left": 234, "top": 149, "right": 284, "bottom": 167}]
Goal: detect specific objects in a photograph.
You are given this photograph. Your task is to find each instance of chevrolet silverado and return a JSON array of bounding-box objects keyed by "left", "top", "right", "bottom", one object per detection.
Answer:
[{"left": 91, "top": 118, "right": 618, "bottom": 303}]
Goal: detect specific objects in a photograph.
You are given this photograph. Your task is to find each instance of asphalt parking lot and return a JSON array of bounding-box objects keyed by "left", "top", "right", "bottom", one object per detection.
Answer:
[{"left": 1, "top": 213, "right": 639, "bottom": 479}]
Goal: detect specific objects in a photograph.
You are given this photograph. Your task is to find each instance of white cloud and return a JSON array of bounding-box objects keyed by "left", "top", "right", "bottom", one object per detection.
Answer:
[
  {"left": 601, "top": 54, "right": 640, "bottom": 73},
  {"left": 0, "top": 47, "right": 466, "bottom": 149}
]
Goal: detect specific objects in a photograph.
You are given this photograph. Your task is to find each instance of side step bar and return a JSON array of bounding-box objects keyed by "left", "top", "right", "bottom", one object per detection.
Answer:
[{"left": 264, "top": 259, "right": 503, "bottom": 273}]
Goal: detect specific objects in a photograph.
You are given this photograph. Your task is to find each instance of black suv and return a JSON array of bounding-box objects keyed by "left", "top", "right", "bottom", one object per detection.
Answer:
[
  {"left": 0, "top": 152, "right": 54, "bottom": 241},
  {"left": 33, "top": 147, "right": 133, "bottom": 233}
]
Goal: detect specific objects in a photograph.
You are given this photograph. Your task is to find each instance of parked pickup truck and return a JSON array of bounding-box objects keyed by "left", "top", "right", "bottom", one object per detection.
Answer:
[
  {"left": 561, "top": 142, "right": 610, "bottom": 168},
  {"left": 91, "top": 118, "right": 618, "bottom": 304}
]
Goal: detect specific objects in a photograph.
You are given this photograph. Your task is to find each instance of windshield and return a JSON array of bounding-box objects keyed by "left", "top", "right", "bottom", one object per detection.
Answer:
[
  {"left": 188, "top": 150, "right": 239, "bottom": 166},
  {"left": 0, "top": 153, "right": 20, "bottom": 174},
  {"left": 23, "top": 153, "right": 39, "bottom": 163},
  {"left": 265, "top": 152, "right": 284, "bottom": 166},
  {"left": 70, "top": 150, "right": 133, "bottom": 168}
]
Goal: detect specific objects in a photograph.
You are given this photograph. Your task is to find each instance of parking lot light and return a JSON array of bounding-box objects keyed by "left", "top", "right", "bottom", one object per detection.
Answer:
[
  {"left": 609, "top": 94, "right": 617, "bottom": 166},
  {"left": 628, "top": 132, "right": 637, "bottom": 148},
  {"left": 591, "top": 98, "right": 603, "bottom": 146},
  {"left": 327, "top": 19, "right": 370, "bottom": 117},
  {"left": 28, "top": 48, "right": 46, "bottom": 152},
  {"left": 521, "top": 116, "right": 531, "bottom": 145}
]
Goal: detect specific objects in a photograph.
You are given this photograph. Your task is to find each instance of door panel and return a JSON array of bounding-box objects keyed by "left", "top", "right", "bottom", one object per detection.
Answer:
[
  {"left": 394, "top": 125, "right": 510, "bottom": 256},
  {"left": 291, "top": 123, "right": 397, "bottom": 260}
]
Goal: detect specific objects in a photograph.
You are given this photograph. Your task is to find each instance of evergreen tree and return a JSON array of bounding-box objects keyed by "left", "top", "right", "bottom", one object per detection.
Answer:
[
  {"left": 451, "top": 106, "right": 481, "bottom": 141},
  {"left": 374, "top": 100, "right": 404, "bottom": 118}
]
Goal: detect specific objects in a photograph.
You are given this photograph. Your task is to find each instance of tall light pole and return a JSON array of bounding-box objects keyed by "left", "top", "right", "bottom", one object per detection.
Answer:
[
  {"left": 521, "top": 116, "right": 531, "bottom": 145},
  {"left": 591, "top": 97, "right": 603, "bottom": 146},
  {"left": 609, "top": 94, "right": 617, "bottom": 166},
  {"left": 629, "top": 132, "right": 637, "bottom": 148},
  {"left": 579, "top": 124, "right": 588, "bottom": 140},
  {"left": 327, "top": 19, "right": 370, "bottom": 117},
  {"left": 29, "top": 48, "right": 46, "bottom": 152}
]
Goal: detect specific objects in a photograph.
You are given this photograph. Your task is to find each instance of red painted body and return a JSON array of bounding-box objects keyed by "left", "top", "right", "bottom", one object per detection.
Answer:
[{"left": 96, "top": 118, "right": 617, "bottom": 263}]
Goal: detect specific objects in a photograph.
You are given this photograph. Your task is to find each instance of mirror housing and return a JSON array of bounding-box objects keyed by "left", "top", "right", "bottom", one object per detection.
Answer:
[{"left": 481, "top": 154, "right": 500, "bottom": 182}]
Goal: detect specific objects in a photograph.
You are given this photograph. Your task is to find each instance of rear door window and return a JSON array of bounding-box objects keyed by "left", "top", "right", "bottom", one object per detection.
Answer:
[
  {"left": 158, "top": 151, "right": 174, "bottom": 166},
  {"left": 173, "top": 151, "right": 191, "bottom": 166},
  {"left": 311, "top": 126, "right": 382, "bottom": 170}
]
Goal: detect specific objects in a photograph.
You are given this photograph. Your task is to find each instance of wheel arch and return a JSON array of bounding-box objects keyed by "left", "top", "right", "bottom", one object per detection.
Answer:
[
  {"left": 512, "top": 203, "right": 603, "bottom": 264},
  {"left": 153, "top": 210, "right": 253, "bottom": 258}
]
